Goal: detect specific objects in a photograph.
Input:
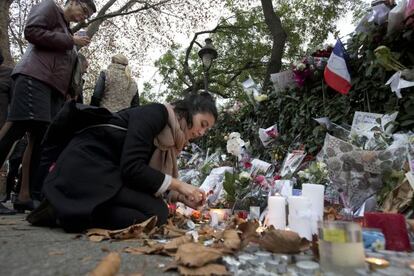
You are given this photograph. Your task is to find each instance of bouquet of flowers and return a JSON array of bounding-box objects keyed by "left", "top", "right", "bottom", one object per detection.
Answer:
[
  {"left": 292, "top": 60, "right": 314, "bottom": 87},
  {"left": 297, "top": 161, "right": 329, "bottom": 185}
]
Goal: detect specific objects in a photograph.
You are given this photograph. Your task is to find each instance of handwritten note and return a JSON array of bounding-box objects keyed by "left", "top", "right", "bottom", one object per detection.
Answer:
[
  {"left": 271, "top": 70, "right": 296, "bottom": 91},
  {"left": 351, "top": 111, "right": 398, "bottom": 132}
]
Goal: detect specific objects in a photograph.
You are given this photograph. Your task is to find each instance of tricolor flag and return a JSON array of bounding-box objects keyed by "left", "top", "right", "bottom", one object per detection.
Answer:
[{"left": 324, "top": 39, "right": 351, "bottom": 94}]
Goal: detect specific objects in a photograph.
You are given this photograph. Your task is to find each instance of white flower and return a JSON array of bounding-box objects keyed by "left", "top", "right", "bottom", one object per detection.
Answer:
[
  {"left": 226, "top": 132, "right": 245, "bottom": 157},
  {"left": 316, "top": 162, "right": 327, "bottom": 170},
  {"left": 254, "top": 94, "right": 268, "bottom": 102},
  {"left": 239, "top": 171, "right": 251, "bottom": 180},
  {"left": 296, "top": 62, "right": 306, "bottom": 70}
]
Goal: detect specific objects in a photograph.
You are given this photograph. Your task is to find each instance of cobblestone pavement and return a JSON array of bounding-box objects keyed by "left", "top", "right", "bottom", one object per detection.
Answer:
[{"left": 0, "top": 210, "right": 177, "bottom": 276}]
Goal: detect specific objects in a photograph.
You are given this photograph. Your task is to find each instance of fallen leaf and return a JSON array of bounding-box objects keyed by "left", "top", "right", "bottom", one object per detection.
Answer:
[
  {"left": 222, "top": 229, "right": 241, "bottom": 252},
  {"left": 101, "top": 246, "right": 110, "bottom": 252},
  {"left": 0, "top": 219, "right": 18, "bottom": 225},
  {"left": 175, "top": 243, "right": 223, "bottom": 267},
  {"left": 89, "top": 252, "right": 121, "bottom": 276},
  {"left": 124, "top": 244, "right": 164, "bottom": 255},
  {"left": 81, "top": 256, "right": 93, "bottom": 263},
  {"left": 109, "top": 216, "right": 157, "bottom": 240},
  {"left": 164, "top": 235, "right": 193, "bottom": 252},
  {"left": 238, "top": 220, "right": 260, "bottom": 247},
  {"left": 259, "top": 226, "right": 310, "bottom": 254},
  {"left": 178, "top": 263, "right": 230, "bottom": 276},
  {"left": 89, "top": 235, "right": 106, "bottom": 242},
  {"left": 48, "top": 250, "right": 64, "bottom": 256}
]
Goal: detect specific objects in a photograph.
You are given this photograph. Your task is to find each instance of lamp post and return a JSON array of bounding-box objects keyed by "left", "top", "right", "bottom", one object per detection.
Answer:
[{"left": 198, "top": 38, "right": 218, "bottom": 92}]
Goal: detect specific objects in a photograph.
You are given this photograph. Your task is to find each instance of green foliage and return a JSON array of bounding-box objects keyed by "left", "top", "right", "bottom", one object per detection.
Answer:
[
  {"left": 201, "top": 26, "right": 414, "bottom": 163},
  {"left": 223, "top": 171, "right": 237, "bottom": 203},
  {"left": 146, "top": 0, "right": 363, "bottom": 100}
]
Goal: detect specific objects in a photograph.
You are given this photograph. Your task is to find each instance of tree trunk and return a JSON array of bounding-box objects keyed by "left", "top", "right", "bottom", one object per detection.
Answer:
[
  {"left": 0, "top": 0, "right": 14, "bottom": 66},
  {"left": 260, "top": 0, "right": 287, "bottom": 90}
]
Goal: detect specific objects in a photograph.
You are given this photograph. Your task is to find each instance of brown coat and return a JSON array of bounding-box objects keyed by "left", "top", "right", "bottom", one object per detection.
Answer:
[{"left": 12, "top": 0, "right": 75, "bottom": 96}]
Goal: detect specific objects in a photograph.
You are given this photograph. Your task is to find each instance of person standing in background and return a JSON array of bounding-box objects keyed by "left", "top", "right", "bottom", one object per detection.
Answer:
[
  {"left": 90, "top": 54, "right": 139, "bottom": 112},
  {"left": 0, "top": 49, "right": 15, "bottom": 215},
  {"left": 0, "top": 0, "right": 97, "bottom": 213}
]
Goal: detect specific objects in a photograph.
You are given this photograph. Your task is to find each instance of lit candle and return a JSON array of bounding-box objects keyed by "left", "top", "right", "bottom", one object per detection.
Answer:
[
  {"left": 267, "top": 196, "right": 286, "bottom": 230},
  {"left": 209, "top": 209, "right": 229, "bottom": 222},
  {"left": 365, "top": 257, "right": 390, "bottom": 271}
]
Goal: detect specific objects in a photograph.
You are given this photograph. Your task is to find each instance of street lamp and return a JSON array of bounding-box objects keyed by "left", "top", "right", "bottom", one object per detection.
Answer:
[{"left": 198, "top": 38, "right": 218, "bottom": 92}]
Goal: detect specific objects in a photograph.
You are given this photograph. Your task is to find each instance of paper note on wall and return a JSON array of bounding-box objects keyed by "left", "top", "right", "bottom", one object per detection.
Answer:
[{"left": 351, "top": 111, "right": 398, "bottom": 132}]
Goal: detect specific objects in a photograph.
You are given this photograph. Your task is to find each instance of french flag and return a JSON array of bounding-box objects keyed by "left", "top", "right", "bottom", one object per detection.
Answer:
[{"left": 324, "top": 39, "right": 351, "bottom": 94}]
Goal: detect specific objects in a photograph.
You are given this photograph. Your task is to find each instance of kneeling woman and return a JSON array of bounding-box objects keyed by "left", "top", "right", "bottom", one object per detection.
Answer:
[{"left": 29, "top": 92, "right": 217, "bottom": 232}]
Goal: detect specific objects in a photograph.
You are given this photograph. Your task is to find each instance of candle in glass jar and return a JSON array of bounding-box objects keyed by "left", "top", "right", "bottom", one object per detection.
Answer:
[{"left": 267, "top": 196, "right": 286, "bottom": 230}]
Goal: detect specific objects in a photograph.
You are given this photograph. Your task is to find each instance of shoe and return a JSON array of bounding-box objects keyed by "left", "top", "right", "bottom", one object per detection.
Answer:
[
  {"left": 13, "top": 200, "right": 35, "bottom": 213},
  {"left": 0, "top": 203, "right": 16, "bottom": 215},
  {"left": 26, "top": 199, "right": 57, "bottom": 227}
]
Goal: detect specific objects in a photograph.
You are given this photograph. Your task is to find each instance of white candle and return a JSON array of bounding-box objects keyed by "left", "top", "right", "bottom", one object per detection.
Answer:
[
  {"left": 302, "top": 183, "right": 325, "bottom": 234},
  {"left": 288, "top": 196, "right": 312, "bottom": 240},
  {"left": 267, "top": 196, "right": 286, "bottom": 229}
]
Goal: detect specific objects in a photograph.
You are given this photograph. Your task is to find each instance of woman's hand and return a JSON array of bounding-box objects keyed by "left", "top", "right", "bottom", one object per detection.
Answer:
[{"left": 170, "top": 178, "right": 205, "bottom": 208}]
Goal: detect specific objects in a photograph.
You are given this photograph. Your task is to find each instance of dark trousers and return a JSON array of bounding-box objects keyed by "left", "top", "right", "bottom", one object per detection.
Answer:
[
  {"left": 0, "top": 121, "right": 48, "bottom": 200},
  {"left": 0, "top": 93, "right": 8, "bottom": 128},
  {"left": 91, "top": 186, "right": 169, "bottom": 230}
]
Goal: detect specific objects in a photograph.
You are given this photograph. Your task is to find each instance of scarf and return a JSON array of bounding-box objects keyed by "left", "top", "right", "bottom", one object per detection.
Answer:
[{"left": 149, "top": 104, "right": 189, "bottom": 178}]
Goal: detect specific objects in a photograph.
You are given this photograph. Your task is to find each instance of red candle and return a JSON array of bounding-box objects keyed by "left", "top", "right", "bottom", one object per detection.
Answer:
[{"left": 364, "top": 212, "right": 411, "bottom": 251}]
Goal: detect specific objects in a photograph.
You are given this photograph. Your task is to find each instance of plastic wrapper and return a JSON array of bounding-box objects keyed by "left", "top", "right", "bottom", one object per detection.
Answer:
[
  {"left": 280, "top": 150, "right": 306, "bottom": 177},
  {"left": 249, "top": 159, "right": 275, "bottom": 177},
  {"left": 387, "top": 0, "right": 407, "bottom": 36},
  {"left": 258, "top": 124, "right": 278, "bottom": 147},
  {"left": 314, "top": 117, "right": 351, "bottom": 141},
  {"left": 317, "top": 133, "right": 407, "bottom": 211},
  {"left": 179, "top": 169, "right": 201, "bottom": 185},
  {"left": 199, "top": 166, "right": 233, "bottom": 206}
]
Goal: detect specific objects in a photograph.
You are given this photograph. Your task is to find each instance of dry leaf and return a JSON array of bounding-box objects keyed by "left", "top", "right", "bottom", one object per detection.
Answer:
[
  {"left": 178, "top": 263, "right": 230, "bottom": 276},
  {"left": 238, "top": 220, "right": 260, "bottom": 246},
  {"left": 124, "top": 244, "right": 164, "bottom": 255},
  {"left": 89, "top": 252, "right": 121, "bottom": 276},
  {"left": 0, "top": 219, "right": 18, "bottom": 225},
  {"left": 48, "top": 250, "right": 64, "bottom": 256},
  {"left": 164, "top": 235, "right": 193, "bottom": 252},
  {"left": 222, "top": 229, "right": 241, "bottom": 252},
  {"left": 86, "top": 228, "right": 110, "bottom": 242},
  {"left": 161, "top": 224, "right": 187, "bottom": 238},
  {"left": 175, "top": 243, "right": 223, "bottom": 267},
  {"left": 259, "top": 226, "right": 310, "bottom": 254},
  {"left": 81, "top": 256, "right": 93, "bottom": 263},
  {"left": 109, "top": 216, "right": 157, "bottom": 240},
  {"left": 89, "top": 235, "right": 106, "bottom": 242}
]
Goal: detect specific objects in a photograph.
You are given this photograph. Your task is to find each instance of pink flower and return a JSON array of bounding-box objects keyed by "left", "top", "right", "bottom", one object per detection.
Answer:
[
  {"left": 255, "top": 175, "right": 266, "bottom": 184},
  {"left": 273, "top": 174, "right": 281, "bottom": 180},
  {"left": 243, "top": 162, "right": 252, "bottom": 169},
  {"left": 265, "top": 128, "right": 278, "bottom": 138}
]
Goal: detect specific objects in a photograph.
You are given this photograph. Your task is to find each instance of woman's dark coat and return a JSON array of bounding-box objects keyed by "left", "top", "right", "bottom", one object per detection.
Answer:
[{"left": 43, "top": 103, "right": 169, "bottom": 230}]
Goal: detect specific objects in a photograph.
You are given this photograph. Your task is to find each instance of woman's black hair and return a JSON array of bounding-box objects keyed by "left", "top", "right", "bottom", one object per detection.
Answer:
[{"left": 173, "top": 92, "right": 218, "bottom": 128}]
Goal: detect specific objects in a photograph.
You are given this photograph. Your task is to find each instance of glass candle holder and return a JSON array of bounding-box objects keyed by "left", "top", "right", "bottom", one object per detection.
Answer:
[{"left": 318, "top": 220, "right": 365, "bottom": 275}]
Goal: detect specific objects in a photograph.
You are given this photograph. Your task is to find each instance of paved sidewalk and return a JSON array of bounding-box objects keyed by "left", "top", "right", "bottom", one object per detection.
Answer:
[{"left": 0, "top": 212, "right": 177, "bottom": 276}]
